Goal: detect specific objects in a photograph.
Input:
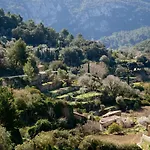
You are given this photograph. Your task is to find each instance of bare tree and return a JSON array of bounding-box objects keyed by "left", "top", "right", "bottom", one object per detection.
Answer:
[
  {"left": 78, "top": 73, "right": 102, "bottom": 91},
  {"left": 82, "top": 62, "right": 108, "bottom": 79}
]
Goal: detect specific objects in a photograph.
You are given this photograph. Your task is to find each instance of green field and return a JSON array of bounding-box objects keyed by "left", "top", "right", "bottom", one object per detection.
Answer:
[
  {"left": 75, "top": 92, "right": 101, "bottom": 100},
  {"left": 49, "top": 86, "right": 80, "bottom": 97},
  {"left": 57, "top": 90, "right": 81, "bottom": 99}
]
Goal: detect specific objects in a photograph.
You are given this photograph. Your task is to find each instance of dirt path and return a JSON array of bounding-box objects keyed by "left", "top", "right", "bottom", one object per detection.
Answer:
[{"left": 131, "top": 106, "right": 150, "bottom": 117}]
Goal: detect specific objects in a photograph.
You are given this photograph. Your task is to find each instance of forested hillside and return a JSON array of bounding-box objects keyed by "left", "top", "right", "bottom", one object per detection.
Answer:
[
  {"left": 0, "top": 8, "right": 73, "bottom": 47},
  {"left": 1, "top": 0, "right": 150, "bottom": 39},
  {"left": 134, "top": 38, "right": 150, "bottom": 52},
  {"left": 100, "top": 26, "right": 150, "bottom": 49}
]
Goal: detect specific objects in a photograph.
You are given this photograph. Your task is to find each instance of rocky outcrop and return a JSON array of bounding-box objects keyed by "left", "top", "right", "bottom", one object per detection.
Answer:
[{"left": 1, "top": 0, "right": 150, "bottom": 39}]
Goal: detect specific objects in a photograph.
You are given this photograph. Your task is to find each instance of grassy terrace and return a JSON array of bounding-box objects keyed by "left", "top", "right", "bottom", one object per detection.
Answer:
[
  {"left": 56, "top": 90, "right": 82, "bottom": 99},
  {"left": 42, "top": 81, "right": 53, "bottom": 86},
  {"left": 49, "top": 86, "right": 80, "bottom": 97},
  {"left": 75, "top": 92, "right": 101, "bottom": 100},
  {"left": 57, "top": 94, "right": 70, "bottom": 99},
  {"left": 117, "top": 59, "right": 136, "bottom": 63},
  {"left": 139, "top": 135, "right": 150, "bottom": 150},
  {"left": 70, "top": 101, "right": 89, "bottom": 105},
  {"left": 133, "top": 82, "right": 150, "bottom": 87},
  {"left": 140, "top": 140, "right": 150, "bottom": 150}
]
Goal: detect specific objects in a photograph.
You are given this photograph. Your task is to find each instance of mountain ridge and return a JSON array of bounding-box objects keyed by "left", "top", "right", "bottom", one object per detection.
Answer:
[{"left": 1, "top": 0, "right": 150, "bottom": 39}]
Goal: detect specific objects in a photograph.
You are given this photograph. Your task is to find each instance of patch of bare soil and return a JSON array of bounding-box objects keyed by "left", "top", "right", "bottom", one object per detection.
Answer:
[
  {"left": 95, "top": 133, "right": 142, "bottom": 145},
  {"left": 122, "top": 106, "right": 150, "bottom": 118}
]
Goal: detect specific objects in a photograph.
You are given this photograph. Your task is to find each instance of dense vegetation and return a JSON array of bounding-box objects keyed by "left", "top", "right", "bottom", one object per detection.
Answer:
[{"left": 1, "top": 9, "right": 150, "bottom": 150}]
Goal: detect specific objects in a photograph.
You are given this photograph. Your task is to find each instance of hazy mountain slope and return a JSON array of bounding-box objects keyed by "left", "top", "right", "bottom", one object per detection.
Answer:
[
  {"left": 134, "top": 38, "right": 150, "bottom": 52},
  {"left": 1, "top": 0, "right": 150, "bottom": 39},
  {"left": 100, "top": 26, "right": 150, "bottom": 49}
]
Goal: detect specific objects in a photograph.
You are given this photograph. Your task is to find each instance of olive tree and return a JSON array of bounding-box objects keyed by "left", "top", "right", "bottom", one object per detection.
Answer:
[
  {"left": 0, "top": 125, "right": 13, "bottom": 150},
  {"left": 102, "top": 75, "right": 138, "bottom": 101}
]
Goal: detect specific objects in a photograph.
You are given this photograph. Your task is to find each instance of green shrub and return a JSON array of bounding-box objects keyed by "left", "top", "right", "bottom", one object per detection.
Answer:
[
  {"left": 133, "top": 84, "right": 144, "bottom": 91},
  {"left": 118, "top": 144, "right": 141, "bottom": 150},
  {"left": 28, "top": 119, "right": 52, "bottom": 138},
  {"left": 28, "top": 126, "right": 36, "bottom": 138},
  {"left": 0, "top": 87, "right": 16, "bottom": 130},
  {"left": 15, "top": 140, "right": 35, "bottom": 150},
  {"left": 0, "top": 78, "right": 3, "bottom": 86},
  {"left": 35, "top": 119, "right": 52, "bottom": 131},
  {"left": 79, "top": 136, "right": 117, "bottom": 150},
  {"left": 133, "top": 102, "right": 140, "bottom": 110},
  {"left": 116, "top": 96, "right": 141, "bottom": 111},
  {"left": 123, "top": 98, "right": 141, "bottom": 110},
  {"left": 15, "top": 138, "right": 56, "bottom": 150},
  {"left": 0, "top": 125, "right": 13, "bottom": 150},
  {"left": 50, "top": 60, "right": 67, "bottom": 71},
  {"left": 52, "top": 130, "right": 81, "bottom": 150},
  {"left": 79, "top": 136, "right": 141, "bottom": 150},
  {"left": 141, "top": 100, "right": 150, "bottom": 106},
  {"left": 116, "top": 96, "right": 126, "bottom": 111},
  {"left": 54, "top": 101, "right": 74, "bottom": 119},
  {"left": 108, "top": 123, "right": 123, "bottom": 134},
  {"left": 57, "top": 118, "right": 68, "bottom": 129}
]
